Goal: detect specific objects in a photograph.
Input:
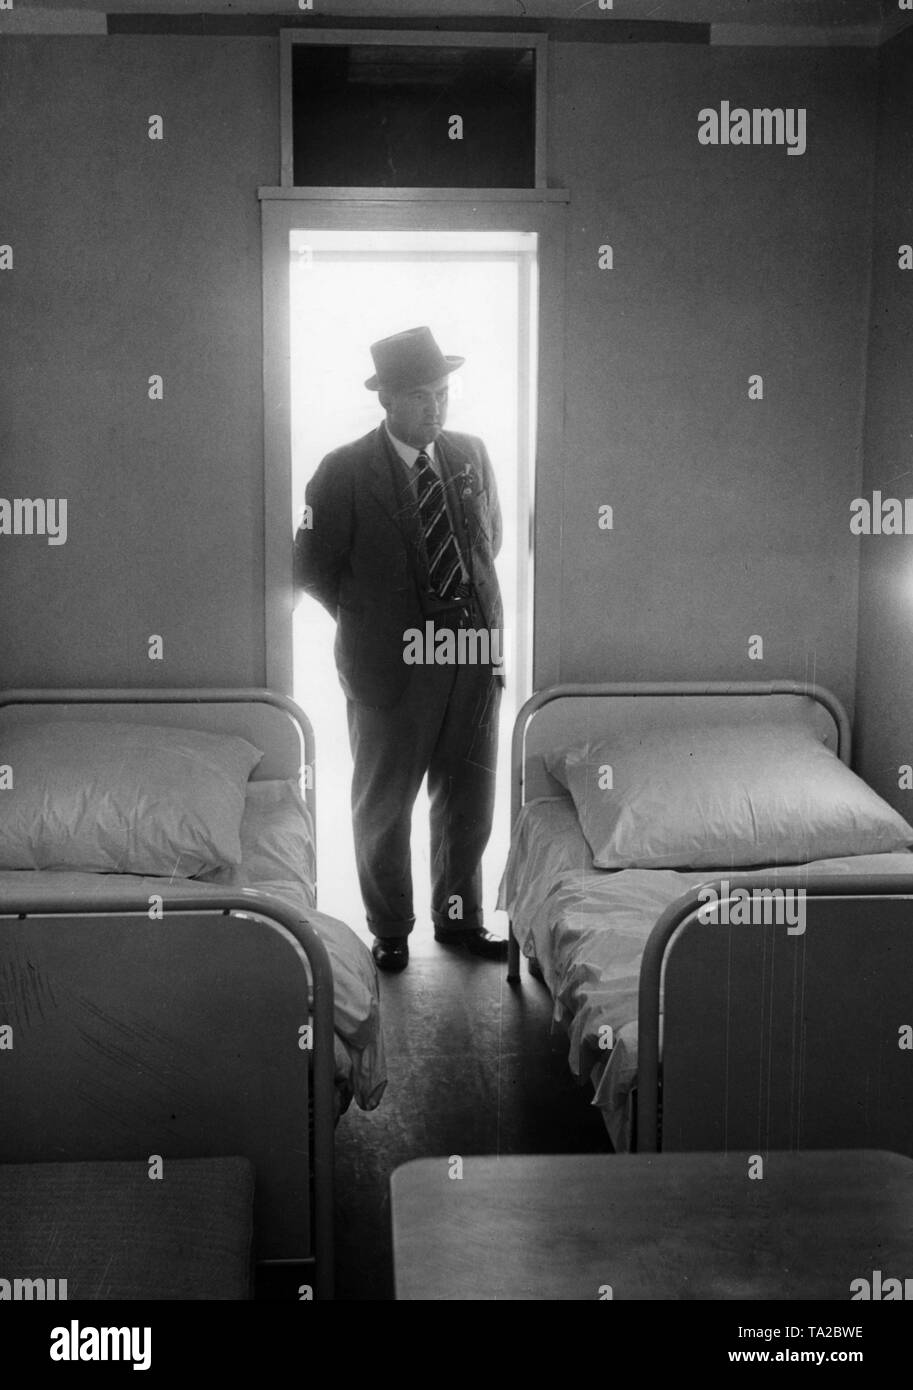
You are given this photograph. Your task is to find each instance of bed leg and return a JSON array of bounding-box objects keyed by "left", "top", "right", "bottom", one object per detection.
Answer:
[{"left": 507, "top": 921, "right": 521, "bottom": 984}]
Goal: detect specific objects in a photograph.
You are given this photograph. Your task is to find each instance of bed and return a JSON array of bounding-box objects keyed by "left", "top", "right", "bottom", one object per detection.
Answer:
[
  {"left": 0, "top": 687, "right": 386, "bottom": 1299},
  {"left": 500, "top": 680, "right": 913, "bottom": 1158}
]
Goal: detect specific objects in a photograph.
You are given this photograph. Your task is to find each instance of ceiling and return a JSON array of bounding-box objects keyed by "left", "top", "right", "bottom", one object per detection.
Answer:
[
  {"left": 9, "top": 0, "right": 903, "bottom": 22},
  {"left": 6, "top": 0, "right": 910, "bottom": 44}
]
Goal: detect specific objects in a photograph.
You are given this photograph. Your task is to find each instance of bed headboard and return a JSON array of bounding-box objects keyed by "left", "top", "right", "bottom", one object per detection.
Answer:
[
  {"left": 512, "top": 680, "right": 850, "bottom": 818},
  {"left": 0, "top": 688, "right": 315, "bottom": 818}
]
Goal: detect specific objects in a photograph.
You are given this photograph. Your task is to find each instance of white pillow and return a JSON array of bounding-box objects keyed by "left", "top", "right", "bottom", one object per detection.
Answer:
[
  {"left": 201, "top": 778, "right": 316, "bottom": 906},
  {"left": 0, "top": 720, "right": 262, "bottom": 875},
  {"left": 546, "top": 722, "right": 913, "bottom": 870}
]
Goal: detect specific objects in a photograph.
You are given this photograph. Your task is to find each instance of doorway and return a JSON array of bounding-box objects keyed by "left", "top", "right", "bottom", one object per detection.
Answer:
[{"left": 288, "top": 229, "right": 538, "bottom": 941}]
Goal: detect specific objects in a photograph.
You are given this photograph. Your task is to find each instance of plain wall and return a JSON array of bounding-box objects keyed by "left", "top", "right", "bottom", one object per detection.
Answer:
[
  {"left": 0, "top": 38, "right": 276, "bottom": 688},
  {"left": 540, "top": 42, "right": 876, "bottom": 718},
  {"left": 853, "top": 29, "right": 913, "bottom": 804},
  {"left": 0, "top": 35, "right": 877, "bottom": 717}
]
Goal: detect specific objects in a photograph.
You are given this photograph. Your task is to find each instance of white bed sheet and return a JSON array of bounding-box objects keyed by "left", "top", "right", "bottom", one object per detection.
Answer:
[
  {"left": 0, "top": 787, "right": 386, "bottom": 1113},
  {"left": 499, "top": 795, "right": 913, "bottom": 1149}
]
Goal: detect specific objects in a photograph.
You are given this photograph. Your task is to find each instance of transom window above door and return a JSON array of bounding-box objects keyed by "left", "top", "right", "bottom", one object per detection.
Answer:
[{"left": 281, "top": 30, "right": 547, "bottom": 189}]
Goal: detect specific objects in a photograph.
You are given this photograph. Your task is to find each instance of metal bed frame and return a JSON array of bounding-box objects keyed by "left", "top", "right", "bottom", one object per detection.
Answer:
[
  {"left": 508, "top": 678, "right": 850, "bottom": 981},
  {"left": 504, "top": 678, "right": 913, "bottom": 1156},
  {"left": 637, "top": 869, "right": 913, "bottom": 1156},
  {"left": 0, "top": 685, "right": 317, "bottom": 826},
  {"left": 0, "top": 687, "right": 335, "bottom": 1298}
]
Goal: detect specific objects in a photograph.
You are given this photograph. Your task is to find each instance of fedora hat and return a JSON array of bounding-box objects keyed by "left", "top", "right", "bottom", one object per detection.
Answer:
[{"left": 365, "top": 326, "right": 464, "bottom": 392}]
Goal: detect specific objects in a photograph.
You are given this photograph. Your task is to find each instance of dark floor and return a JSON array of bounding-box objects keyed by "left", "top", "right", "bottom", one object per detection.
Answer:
[{"left": 331, "top": 928, "right": 612, "bottom": 1301}]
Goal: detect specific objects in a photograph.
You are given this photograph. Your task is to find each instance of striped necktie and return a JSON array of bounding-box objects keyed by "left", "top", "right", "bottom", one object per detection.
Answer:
[{"left": 415, "top": 450, "right": 463, "bottom": 600}]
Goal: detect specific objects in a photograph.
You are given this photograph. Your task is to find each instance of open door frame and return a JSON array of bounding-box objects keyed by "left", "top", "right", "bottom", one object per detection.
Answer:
[{"left": 259, "top": 189, "right": 568, "bottom": 696}]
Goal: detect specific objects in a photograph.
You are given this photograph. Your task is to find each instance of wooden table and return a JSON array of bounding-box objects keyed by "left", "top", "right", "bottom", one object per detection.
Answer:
[{"left": 391, "top": 1150, "right": 913, "bottom": 1300}]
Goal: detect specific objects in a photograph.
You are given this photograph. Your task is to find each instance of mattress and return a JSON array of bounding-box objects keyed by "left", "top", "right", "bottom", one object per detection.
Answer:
[
  {"left": 499, "top": 795, "right": 913, "bottom": 1149},
  {"left": 0, "top": 780, "right": 386, "bottom": 1113}
]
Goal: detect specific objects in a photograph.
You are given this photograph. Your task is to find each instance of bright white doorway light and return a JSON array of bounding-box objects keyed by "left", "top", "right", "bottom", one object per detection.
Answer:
[{"left": 290, "top": 228, "right": 537, "bottom": 943}]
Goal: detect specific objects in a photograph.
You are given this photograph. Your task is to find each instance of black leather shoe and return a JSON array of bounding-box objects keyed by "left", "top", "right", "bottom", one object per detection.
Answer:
[
  {"left": 372, "top": 937, "right": 409, "bottom": 972},
  {"left": 433, "top": 926, "right": 508, "bottom": 960}
]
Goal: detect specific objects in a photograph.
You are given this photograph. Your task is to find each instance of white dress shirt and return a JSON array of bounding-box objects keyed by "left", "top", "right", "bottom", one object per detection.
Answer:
[{"left": 385, "top": 422, "right": 439, "bottom": 474}]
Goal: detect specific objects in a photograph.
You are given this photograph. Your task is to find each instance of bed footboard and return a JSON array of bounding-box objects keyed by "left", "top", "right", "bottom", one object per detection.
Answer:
[
  {"left": 0, "top": 888, "right": 336, "bottom": 1299},
  {"left": 637, "top": 872, "right": 913, "bottom": 1157}
]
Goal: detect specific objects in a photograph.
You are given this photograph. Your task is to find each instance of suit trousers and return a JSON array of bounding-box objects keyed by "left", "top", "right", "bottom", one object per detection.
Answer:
[{"left": 346, "top": 659, "right": 501, "bottom": 939}]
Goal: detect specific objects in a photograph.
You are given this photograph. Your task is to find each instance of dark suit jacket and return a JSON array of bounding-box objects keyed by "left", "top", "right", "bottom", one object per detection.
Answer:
[{"left": 294, "top": 424, "right": 503, "bottom": 708}]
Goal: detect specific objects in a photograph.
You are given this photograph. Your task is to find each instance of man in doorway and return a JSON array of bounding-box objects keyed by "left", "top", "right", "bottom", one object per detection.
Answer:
[{"left": 295, "top": 326, "right": 507, "bottom": 971}]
